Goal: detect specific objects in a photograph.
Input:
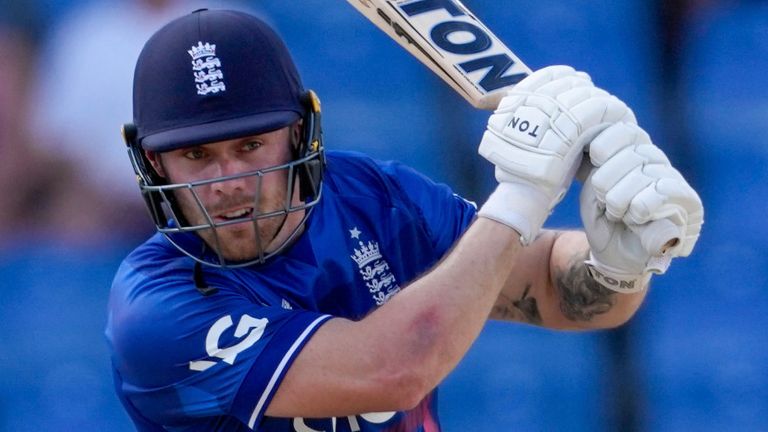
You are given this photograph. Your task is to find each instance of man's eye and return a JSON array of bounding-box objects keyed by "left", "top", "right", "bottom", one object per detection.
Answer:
[
  {"left": 243, "top": 141, "right": 262, "bottom": 151},
  {"left": 184, "top": 149, "right": 206, "bottom": 160}
]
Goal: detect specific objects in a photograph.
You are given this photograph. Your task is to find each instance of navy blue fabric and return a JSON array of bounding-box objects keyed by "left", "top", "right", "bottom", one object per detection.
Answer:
[{"left": 133, "top": 9, "right": 305, "bottom": 151}]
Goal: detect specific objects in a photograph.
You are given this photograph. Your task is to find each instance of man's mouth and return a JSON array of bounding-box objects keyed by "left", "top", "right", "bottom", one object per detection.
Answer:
[{"left": 216, "top": 207, "right": 254, "bottom": 221}]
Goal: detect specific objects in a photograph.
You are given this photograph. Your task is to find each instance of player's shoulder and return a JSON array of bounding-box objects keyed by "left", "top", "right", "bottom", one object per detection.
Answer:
[
  {"left": 111, "top": 235, "right": 193, "bottom": 322},
  {"left": 110, "top": 233, "right": 243, "bottom": 314},
  {"left": 108, "top": 235, "right": 241, "bottom": 386},
  {"left": 113, "top": 233, "right": 191, "bottom": 293},
  {"left": 325, "top": 150, "right": 389, "bottom": 182},
  {"left": 325, "top": 149, "right": 419, "bottom": 176},
  {"left": 324, "top": 150, "right": 429, "bottom": 201},
  {"left": 110, "top": 235, "right": 216, "bottom": 338}
]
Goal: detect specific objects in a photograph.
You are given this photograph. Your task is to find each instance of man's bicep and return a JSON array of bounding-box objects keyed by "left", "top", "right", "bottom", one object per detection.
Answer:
[
  {"left": 264, "top": 316, "right": 405, "bottom": 419},
  {"left": 490, "top": 230, "right": 573, "bottom": 328},
  {"left": 491, "top": 229, "right": 628, "bottom": 330}
]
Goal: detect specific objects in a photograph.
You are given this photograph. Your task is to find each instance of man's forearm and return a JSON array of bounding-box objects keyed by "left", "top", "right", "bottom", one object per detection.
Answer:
[
  {"left": 549, "top": 231, "right": 647, "bottom": 330},
  {"left": 370, "top": 217, "right": 524, "bottom": 388},
  {"left": 490, "top": 230, "right": 647, "bottom": 330},
  {"left": 270, "top": 217, "right": 525, "bottom": 417}
]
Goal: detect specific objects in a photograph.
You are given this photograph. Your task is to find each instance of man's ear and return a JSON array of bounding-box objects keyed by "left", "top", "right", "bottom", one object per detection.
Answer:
[
  {"left": 292, "top": 119, "right": 303, "bottom": 145},
  {"left": 145, "top": 150, "right": 166, "bottom": 178}
]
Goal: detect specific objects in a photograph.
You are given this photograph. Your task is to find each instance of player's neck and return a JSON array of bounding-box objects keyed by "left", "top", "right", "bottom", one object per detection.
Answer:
[
  {"left": 267, "top": 208, "right": 306, "bottom": 251},
  {"left": 265, "top": 181, "right": 307, "bottom": 253}
]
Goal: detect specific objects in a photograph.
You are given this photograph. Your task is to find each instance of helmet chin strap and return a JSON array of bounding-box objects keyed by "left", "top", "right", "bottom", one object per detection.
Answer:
[
  {"left": 253, "top": 156, "right": 306, "bottom": 262},
  {"left": 261, "top": 167, "right": 302, "bottom": 256},
  {"left": 264, "top": 212, "right": 289, "bottom": 253},
  {"left": 259, "top": 126, "right": 307, "bottom": 254}
]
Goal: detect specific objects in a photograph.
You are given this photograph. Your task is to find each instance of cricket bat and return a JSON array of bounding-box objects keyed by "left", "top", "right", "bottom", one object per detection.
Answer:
[
  {"left": 345, "top": 0, "right": 530, "bottom": 110},
  {"left": 345, "top": 0, "right": 680, "bottom": 257}
]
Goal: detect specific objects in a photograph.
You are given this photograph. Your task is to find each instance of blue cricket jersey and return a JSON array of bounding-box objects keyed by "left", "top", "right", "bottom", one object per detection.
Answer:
[{"left": 106, "top": 151, "right": 477, "bottom": 431}]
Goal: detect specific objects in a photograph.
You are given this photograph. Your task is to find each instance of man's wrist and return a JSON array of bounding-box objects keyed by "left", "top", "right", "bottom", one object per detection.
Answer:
[
  {"left": 584, "top": 254, "right": 651, "bottom": 294},
  {"left": 478, "top": 182, "right": 551, "bottom": 245}
]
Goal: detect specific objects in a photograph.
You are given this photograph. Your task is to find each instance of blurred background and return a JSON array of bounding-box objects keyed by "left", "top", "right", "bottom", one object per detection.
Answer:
[{"left": 0, "top": 0, "right": 765, "bottom": 430}]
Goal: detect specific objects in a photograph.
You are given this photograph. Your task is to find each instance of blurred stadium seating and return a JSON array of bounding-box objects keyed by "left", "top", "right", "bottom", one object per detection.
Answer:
[
  {"left": 632, "top": 3, "right": 768, "bottom": 431},
  {"left": 440, "top": 323, "right": 610, "bottom": 431},
  {"left": 257, "top": 1, "right": 449, "bottom": 185},
  {"left": 0, "top": 246, "right": 134, "bottom": 431}
]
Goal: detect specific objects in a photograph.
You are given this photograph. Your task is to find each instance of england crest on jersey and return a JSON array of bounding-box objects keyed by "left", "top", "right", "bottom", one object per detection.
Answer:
[
  {"left": 349, "top": 227, "right": 401, "bottom": 305},
  {"left": 188, "top": 41, "right": 226, "bottom": 95}
]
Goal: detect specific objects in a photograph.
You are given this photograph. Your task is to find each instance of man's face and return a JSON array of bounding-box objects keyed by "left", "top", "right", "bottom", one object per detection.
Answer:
[{"left": 147, "top": 124, "right": 302, "bottom": 262}]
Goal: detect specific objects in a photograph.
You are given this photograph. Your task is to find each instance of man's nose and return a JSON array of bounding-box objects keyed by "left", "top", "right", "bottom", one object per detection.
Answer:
[{"left": 211, "top": 159, "right": 254, "bottom": 195}]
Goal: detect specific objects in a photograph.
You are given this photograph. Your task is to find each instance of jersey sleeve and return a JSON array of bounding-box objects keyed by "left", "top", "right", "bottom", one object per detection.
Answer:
[
  {"left": 378, "top": 160, "right": 477, "bottom": 256},
  {"left": 107, "top": 262, "right": 331, "bottom": 430}
]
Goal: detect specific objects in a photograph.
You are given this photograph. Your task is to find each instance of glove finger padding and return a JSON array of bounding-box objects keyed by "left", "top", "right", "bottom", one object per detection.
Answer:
[
  {"left": 568, "top": 94, "right": 637, "bottom": 142},
  {"left": 536, "top": 76, "right": 598, "bottom": 102},
  {"left": 482, "top": 68, "right": 636, "bottom": 190},
  {"left": 580, "top": 123, "right": 704, "bottom": 292},
  {"left": 587, "top": 122, "right": 703, "bottom": 256},
  {"left": 511, "top": 65, "right": 589, "bottom": 92},
  {"left": 591, "top": 144, "right": 673, "bottom": 201},
  {"left": 626, "top": 177, "right": 703, "bottom": 257},
  {"left": 478, "top": 65, "right": 636, "bottom": 244},
  {"left": 598, "top": 161, "right": 682, "bottom": 221},
  {"left": 580, "top": 172, "right": 654, "bottom": 292},
  {"left": 589, "top": 122, "right": 654, "bottom": 165}
]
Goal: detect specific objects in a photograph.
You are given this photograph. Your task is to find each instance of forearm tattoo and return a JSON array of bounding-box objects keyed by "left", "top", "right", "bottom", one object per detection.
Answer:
[
  {"left": 492, "top": 284, "right": 543, "bottom": 325},
  {"left": 555, "top": 252, "right": 616, "bottom": 321}
]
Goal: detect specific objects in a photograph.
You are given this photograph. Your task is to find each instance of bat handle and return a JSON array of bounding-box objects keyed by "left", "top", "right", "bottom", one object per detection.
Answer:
[
  {"left": 477, "top": 92, "right": 507, "bottom": 111},
  {"left": 628, "top": 218, "right": 681, "bottom": 256}
]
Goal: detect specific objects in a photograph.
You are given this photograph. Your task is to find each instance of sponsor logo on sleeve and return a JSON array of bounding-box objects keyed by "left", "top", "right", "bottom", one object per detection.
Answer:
[{"left": 189, "top": 314, "right": 268, "bottom": 372}]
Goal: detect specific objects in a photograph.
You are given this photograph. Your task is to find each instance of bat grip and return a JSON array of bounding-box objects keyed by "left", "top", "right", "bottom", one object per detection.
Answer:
[
  {"left": 478, "top": 92, "right": 507, "bottom": 111},
  {"left": 628, "top": 218, "right": 681, "bottom": 256}
]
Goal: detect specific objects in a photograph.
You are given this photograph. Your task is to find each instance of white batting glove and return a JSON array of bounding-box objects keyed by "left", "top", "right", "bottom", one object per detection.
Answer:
[
  {"left": 478, "top": 65, "right": 636, "bottom": 244},
  {"left": 581, "top": 122, "right": 704, "bottom": 293}
]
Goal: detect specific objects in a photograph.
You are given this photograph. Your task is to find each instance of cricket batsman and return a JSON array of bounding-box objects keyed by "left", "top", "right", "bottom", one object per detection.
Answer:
[{"left": 106, "top": 9, "right": 703, "bottom": 431}]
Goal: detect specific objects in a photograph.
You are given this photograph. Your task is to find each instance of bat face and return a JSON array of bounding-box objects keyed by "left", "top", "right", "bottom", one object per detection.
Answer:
[{"left": 348, "top": 0, "right": 532, "bottom": 109}]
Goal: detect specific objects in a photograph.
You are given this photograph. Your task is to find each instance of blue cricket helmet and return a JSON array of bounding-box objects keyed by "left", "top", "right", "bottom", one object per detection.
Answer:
[
  {"left": 133, "top": 8, "right": 305, "bottom": 150},
  {"left": 123, "top": 8, "right": 324, "bottom": 268}
]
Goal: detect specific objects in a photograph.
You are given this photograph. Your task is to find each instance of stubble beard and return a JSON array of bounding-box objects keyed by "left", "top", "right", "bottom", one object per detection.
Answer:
[{"left": 177, "top": 184, "right": 288, "bottom": 262}]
